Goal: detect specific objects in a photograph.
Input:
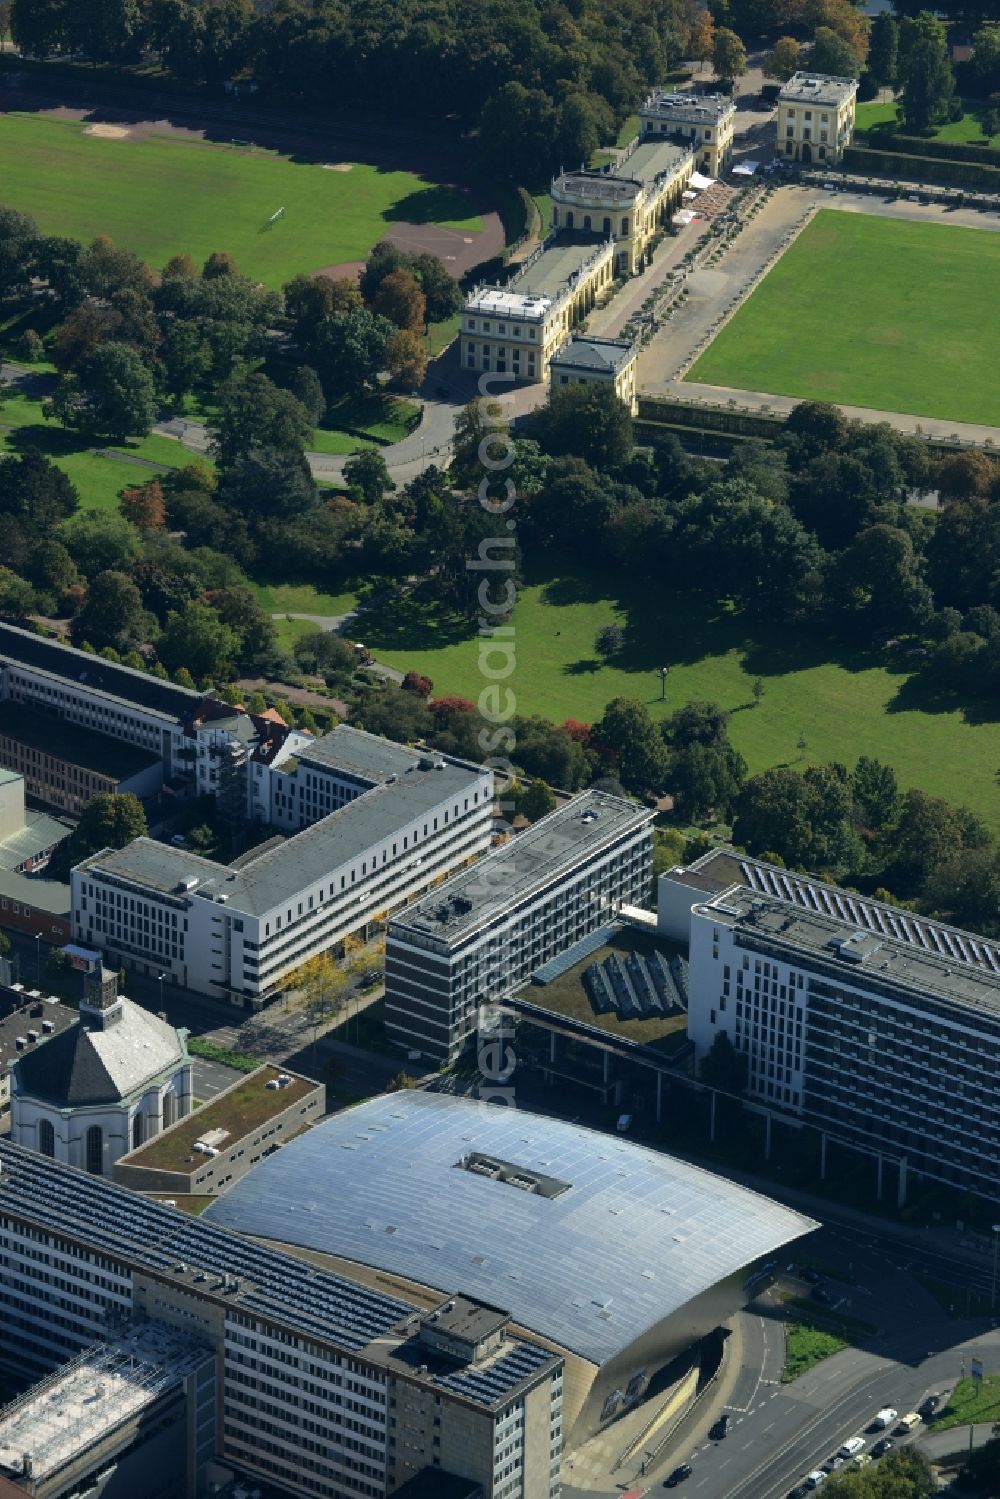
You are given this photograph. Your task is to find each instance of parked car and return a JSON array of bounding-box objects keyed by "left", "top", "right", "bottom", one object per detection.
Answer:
[
  {"left": 821, "top": 1456, "right": 844, "bottom": 1473},
  {"left": 804, "top": 1472, "right": 827, "bottom": 1490},
  {"left": 852, "top": 1454, "right": 872, "bottom": 1469},
  {"left": 895, "top": 1412, "right": 921, "bottom": 1434},
  {"left": 801, "top": 1268, "right": 824, "bottom": 1285},
  {"left": 871, "top": 1408, "right": 898, "bottom": 1430},
  {"left": 918, "top": 1394, "right": 940, "bottom": 1418},
  {"left": 838, "top": 1437, "right": 866, "bottom": 1459},
  {"left": 872, "top": 1437, "right": 894, "bottom": 1458},
  {"left": 787, "top": 1487, "right": 808, "bottom": 1499},
  {"left": 709, "top": 1414, "right": 729, "bottom": 1440},
  {"left": 664, "top": 1463, "right": 692, "bottom": 1487}
]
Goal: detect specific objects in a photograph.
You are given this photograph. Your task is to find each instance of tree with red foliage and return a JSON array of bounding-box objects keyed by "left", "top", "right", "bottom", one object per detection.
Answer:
[
  {"left": 562, "top": 719, "right": 591, "bottom": 746},
  {"left": 401, "top": 671, "right": 433, "bottom": 696},
  {"left": 429, "top": 695, "right": 476, "bottom": 719}
]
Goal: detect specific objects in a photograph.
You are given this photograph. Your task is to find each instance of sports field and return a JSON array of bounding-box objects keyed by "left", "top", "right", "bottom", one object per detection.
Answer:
[
  {"left": 688, "top": 210, "right": 1000, "bottom": 426},
  {"left": 361, "top": 570, "right": 1000, "bottom": 830},
  {"left": 0, "top": 113, "right": 483, "bottom": 287}
]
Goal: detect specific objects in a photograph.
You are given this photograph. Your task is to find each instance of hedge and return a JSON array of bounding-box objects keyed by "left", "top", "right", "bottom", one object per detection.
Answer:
[
  {"left": 842, "top": 144, "right": 1000, "bottom": 190},
  {"left": 865, "top": 129, "right": 1000, "bottom": 171}
]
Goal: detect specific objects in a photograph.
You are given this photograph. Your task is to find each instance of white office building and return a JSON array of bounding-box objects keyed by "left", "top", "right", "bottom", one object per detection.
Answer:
[
  {"left": 72, "top": 728, "right": 493, "bottom": 1005},
  {"left": 687, "top": 881, "right": 1000, "bottom": 1204}
]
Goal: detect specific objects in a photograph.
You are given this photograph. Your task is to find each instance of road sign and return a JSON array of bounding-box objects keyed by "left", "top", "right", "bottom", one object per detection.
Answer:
[{"left": 971, "top": 1357, "right": 984, "bottom": 1383}]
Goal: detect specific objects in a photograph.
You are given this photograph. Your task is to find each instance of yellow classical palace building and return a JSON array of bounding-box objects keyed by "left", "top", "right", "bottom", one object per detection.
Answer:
[
  {"left": 461, "top": 103, "right": 694, "bottom": 385},
  {"left": 777, "top": 71, "right": 859, "bottom": 164},
  {"left": 638, "top": 90, "right": 736, "bottom": 178},
  {"left": 548, "top": 334, "right": 639, "bottom": 413},
  {"left": 462, "top": 238, "right": 615, "bottom": 383},
  {"left": 550, "top": 137, "right": 693, "bottom": 276}
]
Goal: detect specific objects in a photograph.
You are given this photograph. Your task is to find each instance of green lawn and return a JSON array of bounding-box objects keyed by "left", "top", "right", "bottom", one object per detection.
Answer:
[
  {"left": 250, "top": 582, "right": 359, "bottom": 618},
  {"left": 855, "top": 99, "right": 1000, "bottom": 149},
  {"left": 323, "top": 394, "right": 419, "bottom": 444},
  {"left": 782, "top": 1323, "right": 847, "bottom": 1382},
  {"left": 854, "top": 101, "right": 904, "bottom": 136},
  {"left": 687, "top": 210, "right": 1000, "bottom": 426},
  {"left": 272, "top": 615, "right": 334, "bottom": 652},
  {"left": 361, "top": 571, "right": 1000, "bottom": 829},
  {"left": 1, "top": 392, "right": 173, "bottom": 508},
  {"left": 933, "top": 1375, "right": 1000, "bottom": 1431},
  {"left": 0, "top": 113, "right": 484, "bottom": 287}
]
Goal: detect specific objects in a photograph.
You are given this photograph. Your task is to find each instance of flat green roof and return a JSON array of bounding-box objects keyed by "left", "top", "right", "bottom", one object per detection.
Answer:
[{"left": 121, "top": 1064, "right": 319, "bottom": 1173}]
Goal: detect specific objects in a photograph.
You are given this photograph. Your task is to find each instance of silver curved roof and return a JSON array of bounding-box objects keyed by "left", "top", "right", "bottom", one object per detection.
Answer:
[{"left": 205, "top": 1092, "right": 815, "bottom": 1365}]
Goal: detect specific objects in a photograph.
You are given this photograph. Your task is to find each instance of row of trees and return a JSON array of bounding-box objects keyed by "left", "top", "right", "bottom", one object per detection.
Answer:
[{"left": 9, "top": 0, "right": 695, "bottom": 186}]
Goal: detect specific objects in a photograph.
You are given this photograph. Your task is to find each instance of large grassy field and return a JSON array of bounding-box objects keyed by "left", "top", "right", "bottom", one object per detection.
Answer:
[
  {"left": 687, "top": 210, "right": 1000, "bottom": 426},
  {"left": 0, "top": 113, "right": 482, "bottom": 287},
  {"left": 361, "top": 571, "right": 1000, "bottom": 829}
]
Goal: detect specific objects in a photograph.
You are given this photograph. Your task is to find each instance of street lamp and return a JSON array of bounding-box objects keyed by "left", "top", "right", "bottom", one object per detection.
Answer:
[
  {"left": 33, "top": 932, "right": 42, "bottom": 986},
  {"left": 156, "top": 973, "right": 167, "bottom": 1013},
  {"left": 992, "top": 1224, "right": 1000, "bottom": 1311},
  {"left": 659, "top": 665, "right": 669, "bottom": 701}
]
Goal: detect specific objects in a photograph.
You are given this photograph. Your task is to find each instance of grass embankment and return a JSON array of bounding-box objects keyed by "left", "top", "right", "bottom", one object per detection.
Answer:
[
  {"left": 783, "top": 1323, "right": 848, "bottom": 1382},
  {"left": 933, "top": 1374, "right": 1000, "bottom": 1431},
  {"left": 0, "top": 112, "right": 484, "bottom": 287},
  {"left": 361, "top": 571, "right": 1000, "bottom": 831},
  {"left": 186, "top": 1037, "right": 261, "bottom": 1073},
  {"left": 781, "top": 1302, "right": 876, "bottom": 1382},
  {"left": 688, "top": 210, "right": 1000, "bottom": 427}
]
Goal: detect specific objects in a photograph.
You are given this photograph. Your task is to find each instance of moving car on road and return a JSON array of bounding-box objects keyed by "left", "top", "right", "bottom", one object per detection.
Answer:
[{"left": 664, "top": 1463, "right": 692, "bottom": 1487}]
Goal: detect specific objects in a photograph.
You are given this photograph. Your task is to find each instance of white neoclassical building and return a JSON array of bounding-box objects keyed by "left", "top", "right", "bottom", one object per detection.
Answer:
[{"left": 9, "top": 968, "right": 192, "bottom": 1176}]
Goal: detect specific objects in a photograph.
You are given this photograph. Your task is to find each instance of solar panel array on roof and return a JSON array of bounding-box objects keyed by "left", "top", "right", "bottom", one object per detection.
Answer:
[
  {"left": 434, "top": 1340, "right": 553, "bottom": 1403},
  {"left": 0, "top": 1140, "right": 413, "bottom": 1353},
  {"left": 689, "top": 851, "right": 1000, "bottom": 976},
  {"left": 532, "top": 924, "right": 617, "bottom": 985},
  {"left": 205, "top": 1092, "right": 816, "bottom": 1366}
]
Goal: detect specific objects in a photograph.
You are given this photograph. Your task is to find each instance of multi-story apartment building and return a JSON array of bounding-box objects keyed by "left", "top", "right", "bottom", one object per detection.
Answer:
[
  {"left": 638, "top": 90, "right": 736, "bottom": 177},
  {"left": 72, "top": 729, "right": 493, "bottom": 1005},
  {"left": 0, "top": 1140, "right": 564, "bottom": 1499},
  {"left": 548, "top": 335, "right": 638, "bottom": 412},
  {"left": 687, "top": 884, "right": 1000, "bottom": 1204},
  {"left": 550, "top": 137, "right": 693, "bottom": 275},
  {"left": 777, "top": 72, "right": 858, "bottom": 164},
  {"left": 385, "top": 792, "right": 655, "bottom": 1062},
  {"left": 461, "top": 238, "right": 615, "bottom": 383}
]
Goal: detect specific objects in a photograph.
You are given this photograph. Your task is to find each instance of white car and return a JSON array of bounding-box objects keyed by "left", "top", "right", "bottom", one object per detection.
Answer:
[
  {"left": 872, "top": 1408, "right": 898, "bottom": 1430},
  {"left": 805, "top": 1474, "right": 827, "bottom": 1490},
  {"left": 838, "top": 1436, "right": 866, "bottom": 1459}
]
